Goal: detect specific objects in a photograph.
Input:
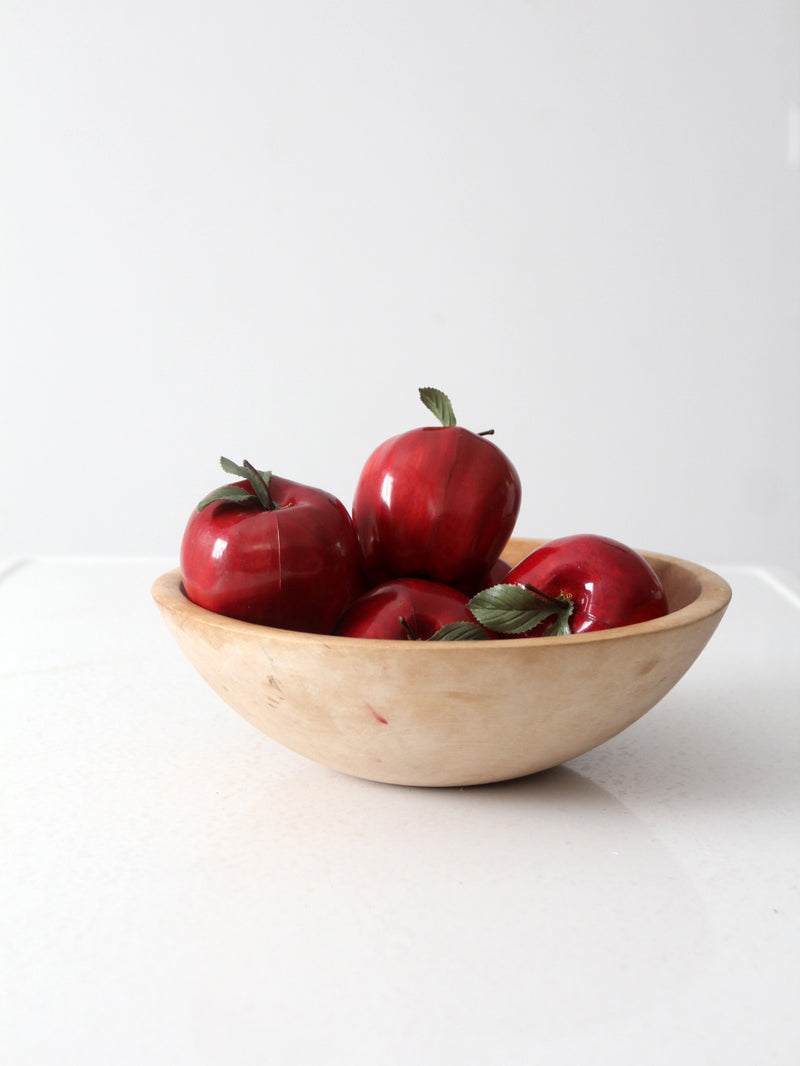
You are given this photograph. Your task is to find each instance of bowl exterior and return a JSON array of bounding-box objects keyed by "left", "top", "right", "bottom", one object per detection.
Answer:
[{"left": 152, "top": 539, "right": 731, "bottom": 786}]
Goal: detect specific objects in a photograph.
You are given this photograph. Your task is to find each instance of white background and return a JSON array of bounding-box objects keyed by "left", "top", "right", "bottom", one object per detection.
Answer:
[{"left": 2, "top": 1, "right": 798, "bottom": 572}]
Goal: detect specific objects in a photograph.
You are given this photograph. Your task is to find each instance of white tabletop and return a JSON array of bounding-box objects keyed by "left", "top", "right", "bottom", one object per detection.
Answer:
[{"left": 2, "top": 557, "right": 799, "bottom": 1065}]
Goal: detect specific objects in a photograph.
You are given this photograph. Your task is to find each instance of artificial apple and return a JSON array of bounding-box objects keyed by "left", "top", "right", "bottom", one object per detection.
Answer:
[
  {"left": 468, "top": 533, "right": 669, "bottom": 636},
  {"left": 181, "top": 457, "right": 364, "bottom": 633},
  {"left": 352, "top": 388, "right": 521, "bottom": 588},
  {"left": 333, "top": 577, "right": 489, "bottom": 640},
  {"left": 458, "top": 556, "right": 512, "bottom": 596}
]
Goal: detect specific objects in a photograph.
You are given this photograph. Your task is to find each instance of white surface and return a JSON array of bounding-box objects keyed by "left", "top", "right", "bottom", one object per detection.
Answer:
[
  {"left": 2, "top": 2, "right": 799, "bottom": 571},
  {"left": 1, "top": 558, "right": 799, "bottom": 1065}
]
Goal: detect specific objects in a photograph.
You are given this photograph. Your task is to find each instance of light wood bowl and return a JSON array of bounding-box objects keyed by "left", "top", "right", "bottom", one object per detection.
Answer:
[{"left": 151, "top": 538, "right": 731, "bottom": 787}]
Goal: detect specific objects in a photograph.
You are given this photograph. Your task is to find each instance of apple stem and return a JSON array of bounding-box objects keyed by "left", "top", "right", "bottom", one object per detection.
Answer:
[
  {"left": 478, "top": 429, "right": 495, "bottom": 437},
  {"left": 398, "top": 616, "right": 417, "bottom": 640},
  {"left": 523, "top": 583, "right": 568, "bottom": 608}
]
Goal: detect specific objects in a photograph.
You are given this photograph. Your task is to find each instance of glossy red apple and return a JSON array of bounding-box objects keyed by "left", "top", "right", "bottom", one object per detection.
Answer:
[
  {"left": 352, "top": 388, "right": 522, "bottom": 588},
  {"left": 468, "top": 533, "right": 669, "bottom": 636},
  {"left": 458, "top": 556, "right": 512, "bottom": 596},
  {"left": 333, "top": 577, "right": 489, "bottom": 640},
  {"left": 181, "top": 457, "right": 364, "bottom": 633}
]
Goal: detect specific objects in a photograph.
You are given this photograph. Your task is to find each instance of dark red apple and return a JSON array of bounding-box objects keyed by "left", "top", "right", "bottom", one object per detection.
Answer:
[
  {"left": 333, "top": 577, "right": 488, "bottom": 640},
  {"left": 468, "top": 533, "right": 669, "bottom": 636},
  {"left": 352, "top": 388, "right": 521, "bottom": 589},
  {"left": 458, "top": 556, "right": 512, "bottom": 596},
  {"left": 181, "top": 457, "right": 364, "bottom": 633}
]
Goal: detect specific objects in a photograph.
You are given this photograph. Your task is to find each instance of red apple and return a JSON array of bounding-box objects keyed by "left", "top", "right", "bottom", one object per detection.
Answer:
[
  {"left": 468, "top": 533, "right": 669, "bottom": 636},
  {"left": 181, "top": 457, "right": 364, "bottom": 633},
  {"left": 458, "top": 556, "right": 512, "bottom": 596},
  {"left": 352, "top": 388, "right": 521, "bottom": 588},
  {"left": 334, "top": 577, "right": 489, "bottom": 640}
]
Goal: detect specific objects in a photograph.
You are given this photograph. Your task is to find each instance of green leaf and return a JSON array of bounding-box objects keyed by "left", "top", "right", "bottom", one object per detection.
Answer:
[
  {"left": 427, "top": 621, "right": 491, "bottom": 641},
  {"left": 467, "top": 583, "right": 573, "bottom": 635},
  {"left": 217, "top": 456, "right": 274, "bottom": 510},
  {"left": 419, "top": 387, "right": 457, "bottom": 427},
  {"left": 243, "top": 460, "right": 273, "bottom": 510},
  {"left": 196, "top": 484, "right": 255, "bottom": 512},
  {"left": 543, "top": 612, "right": 574, "bottom": 637},
  {"left": 219, "top": 456, "right": 251, "bottom": 479}
]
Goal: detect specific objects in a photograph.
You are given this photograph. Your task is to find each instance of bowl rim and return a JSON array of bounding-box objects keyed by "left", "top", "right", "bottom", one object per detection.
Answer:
[{"left": 152, "top": 538, "right": 732, "bottom": 652}]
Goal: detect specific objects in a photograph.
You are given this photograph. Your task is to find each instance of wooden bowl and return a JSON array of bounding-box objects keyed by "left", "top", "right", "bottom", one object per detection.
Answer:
[{"left": 151, "top": 538, "right": 731, "bottom": 787}]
